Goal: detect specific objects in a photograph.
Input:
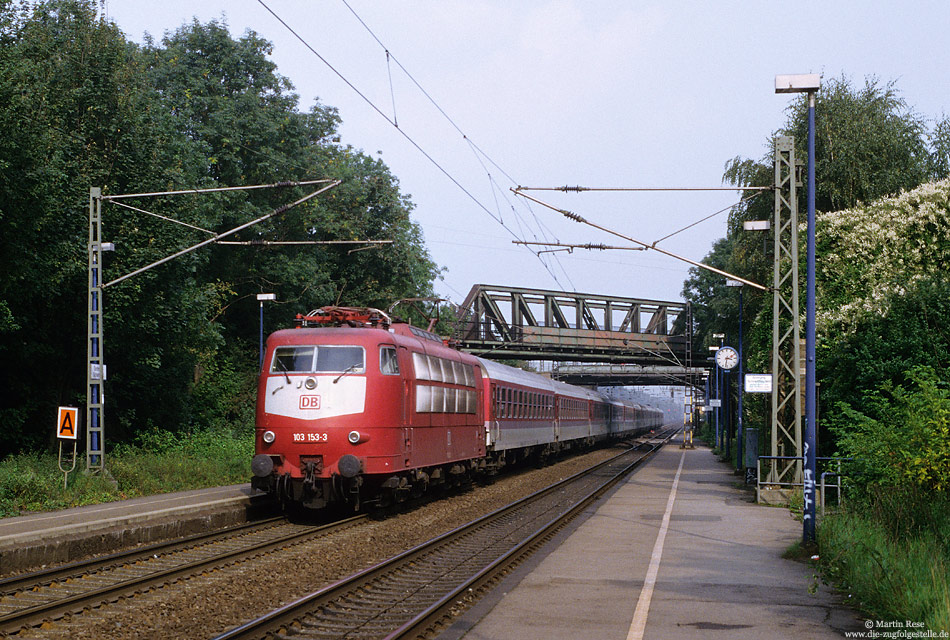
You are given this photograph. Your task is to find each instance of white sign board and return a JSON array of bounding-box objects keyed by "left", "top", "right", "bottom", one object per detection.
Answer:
[
  {"left": 745, "top": 373, "right": 773, "bottom": 393},
  {"left": 708, "top": 399, "right": 722, "bottom": 408}
]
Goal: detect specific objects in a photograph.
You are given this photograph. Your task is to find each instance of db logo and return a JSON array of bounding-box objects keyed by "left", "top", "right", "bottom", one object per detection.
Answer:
[{"left": 299, "top": 395, "right": 321, "bottom": 409}]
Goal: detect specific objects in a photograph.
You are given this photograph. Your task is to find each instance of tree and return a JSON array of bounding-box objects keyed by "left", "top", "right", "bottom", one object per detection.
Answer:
[
  {"left": 0, "top": 2, "right": 441, "bottom": 454},
  {"left": 784, "top": 76, "right": 933, "bottom": 211},
  {"left": 0, "top": 0, "right": 186, "bottom": 451},
  {"left": 820, "top": 275, "right": 950, "bottom": 416},
  {"left": 929, "top": 114, "right": 950, "bottom": 180}
]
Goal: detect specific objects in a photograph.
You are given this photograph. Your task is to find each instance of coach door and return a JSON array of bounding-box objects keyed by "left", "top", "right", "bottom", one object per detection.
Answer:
[
  {"left": 397, "top": 346, "right": 411, "bottom": 425},
  {"left": 397, "top": 346, "right": 412, "bottom": 465}
]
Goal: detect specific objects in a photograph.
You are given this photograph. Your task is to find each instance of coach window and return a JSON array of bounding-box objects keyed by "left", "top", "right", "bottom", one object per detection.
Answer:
[{"left": 380, "top": 346, "right": 400, "bottom": 375}]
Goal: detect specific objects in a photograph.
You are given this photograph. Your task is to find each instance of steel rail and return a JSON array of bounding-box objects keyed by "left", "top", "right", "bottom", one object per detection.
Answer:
[
  {"left": 0, "top": 515, "right": 285, "bottom": 593},
  {"left": 215, "top": 428, "right": 680, "bottom": 640},
  {"left": 387, "top": 429, "right": 679, "bottom": 640},
  {"left": 0, "top": 514, "right": 366, "bottom": 635}
]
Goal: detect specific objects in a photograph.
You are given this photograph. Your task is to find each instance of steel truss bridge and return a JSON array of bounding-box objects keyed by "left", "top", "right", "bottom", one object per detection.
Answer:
[{"left": 450, "top": 285, "right": 701, "bottom": 388}]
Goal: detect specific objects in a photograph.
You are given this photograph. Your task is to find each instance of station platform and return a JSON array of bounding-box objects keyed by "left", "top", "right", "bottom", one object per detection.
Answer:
[
  {"left": 0, "top": 484, "right": 273, "bottom": 574},
  {"left": 442, "top": 443, "right": 865, "bottom": 639}
]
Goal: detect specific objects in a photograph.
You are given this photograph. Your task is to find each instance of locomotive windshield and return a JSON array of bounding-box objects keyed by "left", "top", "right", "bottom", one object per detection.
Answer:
[{"left": 271, "top": 346, "right": 365, "bottom": 373}]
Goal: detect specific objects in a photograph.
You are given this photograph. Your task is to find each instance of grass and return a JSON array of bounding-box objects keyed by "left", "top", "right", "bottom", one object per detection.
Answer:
[
  {"left": 817, "top": 506, "right": 950, "bottom": 632},
  {"left": 0, "top": 427, "right": 253, "bottom": 518}
]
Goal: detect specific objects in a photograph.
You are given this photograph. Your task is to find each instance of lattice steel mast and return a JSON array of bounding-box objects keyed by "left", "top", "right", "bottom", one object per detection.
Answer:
[{"left": 769, "top": 136, "right": 803, "bottom": 486}]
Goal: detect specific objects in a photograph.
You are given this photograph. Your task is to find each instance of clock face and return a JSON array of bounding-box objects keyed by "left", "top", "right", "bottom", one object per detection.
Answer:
[{"left": 716, "top": 346, "right": 739, "bottom": 370}]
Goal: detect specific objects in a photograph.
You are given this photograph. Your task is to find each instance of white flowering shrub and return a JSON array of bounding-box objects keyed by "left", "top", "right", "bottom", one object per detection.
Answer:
[{"left": 816, "top": 179, "right": 950, "bottom": 333}]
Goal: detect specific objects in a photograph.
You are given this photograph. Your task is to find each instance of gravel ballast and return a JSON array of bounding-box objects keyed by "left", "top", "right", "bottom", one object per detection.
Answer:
[{"left": 32, "top": 447, "right": 626, "bottom": 640}]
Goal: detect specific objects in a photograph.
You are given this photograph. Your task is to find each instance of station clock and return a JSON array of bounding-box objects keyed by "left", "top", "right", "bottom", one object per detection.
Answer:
[{"left": 715, "top": 346, "right": 739, "bottom": 370}]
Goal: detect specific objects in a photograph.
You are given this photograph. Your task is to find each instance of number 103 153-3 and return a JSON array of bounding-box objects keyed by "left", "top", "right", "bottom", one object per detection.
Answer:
[{"left": 293, "top": 433, "right": 328, "bottom": 443}]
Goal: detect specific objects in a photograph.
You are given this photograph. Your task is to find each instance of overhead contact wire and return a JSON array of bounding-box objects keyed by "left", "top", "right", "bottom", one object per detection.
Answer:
[
  {"left": 652, "top": 189, "right": 768, "bottom": 246},
  {"left": 257, "top": 0, "right": 493, "bottom": 223},
  {"left": 261, "top": 0, "right": 568, "bottom": 287},
  {"left": 513, "top": 189, "right": 768, "bottom": 291},
  {"left": 332, "top": 0, "right": 569, "bottom": 288}
]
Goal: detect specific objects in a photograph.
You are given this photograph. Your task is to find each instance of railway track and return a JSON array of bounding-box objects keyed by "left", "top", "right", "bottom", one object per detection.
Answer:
[
  {"left": 215, "top": 427, "right": 680, "bottom": 640},
  {"left": 0, "top": 514, "right": 366, "bottom": 637}
]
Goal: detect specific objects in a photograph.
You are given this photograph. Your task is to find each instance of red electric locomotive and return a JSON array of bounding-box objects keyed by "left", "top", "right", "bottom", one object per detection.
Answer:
[{"left": 251, "top": 307, "right": 664, "bottom": 511}]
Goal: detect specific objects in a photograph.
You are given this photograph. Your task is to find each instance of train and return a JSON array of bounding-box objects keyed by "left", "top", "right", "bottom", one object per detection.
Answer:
[{"left": 250, "top": 306, "right": 664, "bottom": 511}]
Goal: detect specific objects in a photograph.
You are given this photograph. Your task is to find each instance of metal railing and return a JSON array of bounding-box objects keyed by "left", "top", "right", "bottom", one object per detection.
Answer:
[{"left": 756, "top": 455, "right": 852, "bottom": 513}]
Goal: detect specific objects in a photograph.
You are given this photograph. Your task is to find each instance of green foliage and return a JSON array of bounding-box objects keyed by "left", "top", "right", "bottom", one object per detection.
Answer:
[
  {"left": 108, "top": 427, "right": 253, "bottom": 493},
  {"left": 190, "top": 348, "right": 258, "bottom": 434},
  {"left": 0, "top": 426, "right": 253, "bottom": 516},
  {"left": 832, "top": 367, "right": 950, "bottom": 494},
  {"left": 0, "top": 1, "right": 440, "bottom": 456},
  {"left": 689, "top": 73, "right": 950, "bottom": 338},
  {"left": 784, "top": 76, "right": 933, "bottom": 211},
  {"left": 0, "top": 450, "right": 124, "bottom": 516},
  {"left": 818, "top": 508, "right": 950, "bottom": 632},
  {"left": 858, "top": 485, "right": 950, "bottom": 551},
  {"left": 929, "top": 115, "right": 950, "bottom": 180},
  {"left": 820, "top": 274, "right": 950, "bottom": 429},
  {"left": 0, "top": 0, "right": 163, "bottom": 450}
]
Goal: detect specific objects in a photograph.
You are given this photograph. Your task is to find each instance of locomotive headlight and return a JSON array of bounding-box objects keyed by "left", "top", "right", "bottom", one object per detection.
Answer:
[
  {"left": 262, "top": 430, "right": 276, "bottom": 444},
  {"left": 304, "top": 377, "right": 317, "bottom": 390},
  {"left": 347, "top": 430, "right": 361, "bottom": 444}
]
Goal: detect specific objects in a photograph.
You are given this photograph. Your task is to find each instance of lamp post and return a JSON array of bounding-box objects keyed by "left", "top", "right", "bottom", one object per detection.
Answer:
[
  {"left": 257, "top": 293, "right": 276, "bottom": 369},
  {"left": 726, "top": 280, "right": 744, "bottom": 471},
  {"left": 711, "top": 333, "right": 725, "bottom": 449},
  {"left": 704, "top": 371, "right": 711, "bottom": 441},
  {"left": 776, "top": 73, "right": 820, "bottom": 544}
]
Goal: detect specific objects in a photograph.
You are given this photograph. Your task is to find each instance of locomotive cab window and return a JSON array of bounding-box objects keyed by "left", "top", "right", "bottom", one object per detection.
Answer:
[
  {"left": 271, "top": 346, "right": 314, "bottom": 373},
  {"left": 316, "top": 346, "right": 364, "bottom": 373},
  {"left": 270, "top": 346, "right": 365, "bottom": 374}
]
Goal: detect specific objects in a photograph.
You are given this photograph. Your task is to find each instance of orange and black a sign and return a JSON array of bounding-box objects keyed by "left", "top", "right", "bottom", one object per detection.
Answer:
[{"left": 57, "top": 406, "right": 79, "bottom": 440}]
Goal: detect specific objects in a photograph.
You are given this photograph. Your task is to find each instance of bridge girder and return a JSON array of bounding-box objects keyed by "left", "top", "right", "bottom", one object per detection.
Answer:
[{"left": 552, "top": 364, "right": 707, "bottom": 388}]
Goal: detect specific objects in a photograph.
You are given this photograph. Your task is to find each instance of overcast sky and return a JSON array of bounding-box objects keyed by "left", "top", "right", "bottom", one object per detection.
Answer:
[{"left": 103, "top": 1, "right": 950, "bottom": 307}]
